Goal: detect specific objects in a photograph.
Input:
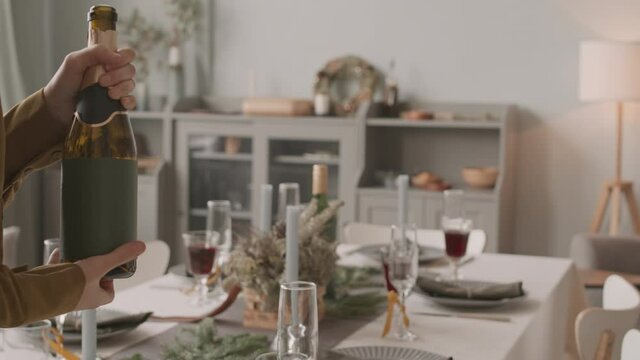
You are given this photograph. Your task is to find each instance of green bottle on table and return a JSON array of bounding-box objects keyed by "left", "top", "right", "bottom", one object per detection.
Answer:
[{"left": 62, "top": 5, "right": 137, "bottom": 279}]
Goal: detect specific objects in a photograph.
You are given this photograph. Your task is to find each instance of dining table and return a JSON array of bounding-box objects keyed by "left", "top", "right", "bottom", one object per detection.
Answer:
[{"left": 73, "top": 251, "right": 587, "bottom": 360}]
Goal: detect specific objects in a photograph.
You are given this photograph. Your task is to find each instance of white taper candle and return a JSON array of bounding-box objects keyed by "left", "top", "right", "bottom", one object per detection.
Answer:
[
  {"left": 81, "top": 309, "right": 97, "bottom": 360},
  {"left": 397, "top": 174, "right": 409, "bottom": 226},
  {"left": 259, "top": 184, "right": 273, "bottom": 233},
  {"left": 285, "top": 205, "right": 301, "bottom": 282}
]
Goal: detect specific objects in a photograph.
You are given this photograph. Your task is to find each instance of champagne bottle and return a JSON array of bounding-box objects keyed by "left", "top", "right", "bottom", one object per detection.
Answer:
[
  {"left": 312, "top": 164, "right": 336, "bottom": 241},
  {"left": 62, "top": 5, "right": 137, "bottom": 279}
]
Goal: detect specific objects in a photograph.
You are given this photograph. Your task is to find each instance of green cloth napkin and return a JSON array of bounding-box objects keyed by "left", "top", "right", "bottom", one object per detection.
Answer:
[
  {"left": 62, "top": 311, "right": 152, "bottom": 333},
  {"left": 417, "top": 275, "right": 524, "bottom": 300}
]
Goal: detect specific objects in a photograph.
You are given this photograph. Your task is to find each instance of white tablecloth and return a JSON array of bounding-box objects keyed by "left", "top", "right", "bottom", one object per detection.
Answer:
[{"left": 334, "top": 253, "right": 587, "bottom": 360}]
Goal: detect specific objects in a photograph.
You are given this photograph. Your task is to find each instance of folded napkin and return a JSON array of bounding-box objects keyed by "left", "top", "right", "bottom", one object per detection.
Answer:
[
  {"left": 62, "top": 311, "right": 152, "bottom": 333},
  {"left": 417, "top": 276, "right": 524, "bottom": 300}
]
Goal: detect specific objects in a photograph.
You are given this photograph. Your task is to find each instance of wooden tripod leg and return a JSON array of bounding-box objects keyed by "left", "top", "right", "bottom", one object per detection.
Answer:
[
  {"left": 591, "top": 183, "right": 612, "bottom": 233},
  {"left": 610, "top": 185, "right": 622, "bottom": 235},
  {"left": 623, "top": 184, "right": 640, "bottom": 235}
]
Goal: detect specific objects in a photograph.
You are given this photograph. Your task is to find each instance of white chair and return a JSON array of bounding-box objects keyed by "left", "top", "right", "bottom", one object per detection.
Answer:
[
  {"left": 2, "top": 226, "right": 20, "bottom": 268},
  {"left": 622, "top": 329, "right": 640, "bottom": 360},
  {"left": 575, "top": 275, "right": 640, "bottom": 360},
  {"left": 343, "top": 222, "right": 487, "bottom": 255},
  {"left": 115, "top": 240, "right": 170, "bottom": 291}
]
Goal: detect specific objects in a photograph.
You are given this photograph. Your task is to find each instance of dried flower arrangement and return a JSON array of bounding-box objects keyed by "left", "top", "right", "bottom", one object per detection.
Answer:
[{"left": 223, "top": 198, "right": 344, "bottom": 312}]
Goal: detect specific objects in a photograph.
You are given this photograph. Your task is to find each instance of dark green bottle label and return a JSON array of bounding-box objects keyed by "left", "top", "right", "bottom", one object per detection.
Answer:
[{"left": 61, "top": 158, "right": 137, "bottom": 278}]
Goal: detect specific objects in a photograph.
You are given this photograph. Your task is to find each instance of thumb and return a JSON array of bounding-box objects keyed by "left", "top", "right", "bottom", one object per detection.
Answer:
[{"left": 96, "top": 241, "right": 146, "bottom": 275}]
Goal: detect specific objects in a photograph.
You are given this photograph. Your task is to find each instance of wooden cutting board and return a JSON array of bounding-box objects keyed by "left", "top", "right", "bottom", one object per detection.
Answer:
[{"left": 242, "top": 97, "right": 314, "bottom": 116}]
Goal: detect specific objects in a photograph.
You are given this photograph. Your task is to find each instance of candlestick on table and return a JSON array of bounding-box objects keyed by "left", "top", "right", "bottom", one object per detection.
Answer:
[
  {"left": 259, "top": 184, "right": 273, "bottom": 233},
  {"left": 397, "top": 174, "right": 409, "bottom": 226},
  {"left": 82, "top": 309, "right": 97, "bottom": 360},
  {"left": 285, "top": 205, "right": 301, "bottom": 282}
]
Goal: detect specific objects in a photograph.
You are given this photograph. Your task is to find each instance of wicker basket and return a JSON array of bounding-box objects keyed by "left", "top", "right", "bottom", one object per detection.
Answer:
[{"left": 243, "top": 286, "right": 326, "bottom": 330}]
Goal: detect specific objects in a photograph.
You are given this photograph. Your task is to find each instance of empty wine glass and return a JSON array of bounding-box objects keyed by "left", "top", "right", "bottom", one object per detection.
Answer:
[
  {"left": 206, "top": 200, "right": 232, "bottom": 296},
  {"left": 277, "top": 183, "right": 300, "bottom": 222},
  {"left": 183, "top": 230, "right": 220, "bottom": 306},
  {"left": 254, "top": 352, "right": 278, "bottom": 360},
  {"left": 441, "top": 190, "right": 473, "bottom": 281},
  {"left": 382, "top": 224, "right": 418, "bottom": 341},
  {"left": 277, "top": 281, "right": 318, "bottom": 360},
  {"left": 4, "top": 320, "right": 52, "bottom": 359},
  {"left": 43, "top": 238, "right": 69, "bottom": 354}
]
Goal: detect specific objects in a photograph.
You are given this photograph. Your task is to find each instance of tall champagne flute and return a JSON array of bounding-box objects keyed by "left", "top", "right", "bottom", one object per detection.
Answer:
[
  {"left": 441, "top": 190, "right": 473, "bottom": 281},
  {"left": 206, "top": 200, "right": 232, "bottom": 295},
  {"left": 183, "top": 231, "right": 220, "bottom": 306},
  {"left": 384, "top": 224, "right": 418, "bottom": 341},
  {"left": 277, "top": 281, "right": 318, "bottom": 360},
  {"left": 43, "top": 238, "right": 69, "bottom": 353},
  {"left": 277, "top": 183, "right": 300, "bottom": 222}
]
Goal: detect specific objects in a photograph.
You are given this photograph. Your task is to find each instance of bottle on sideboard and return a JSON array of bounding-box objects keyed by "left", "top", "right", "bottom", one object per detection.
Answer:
[
  {"left": 312, "top": 164, "right": 336, "bottom": 241},
  {"left": 61, "top": 5, "right": 138, "bottom": 279}
]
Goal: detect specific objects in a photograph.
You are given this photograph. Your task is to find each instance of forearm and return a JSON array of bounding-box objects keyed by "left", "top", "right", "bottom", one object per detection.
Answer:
[
  {"left": 2, "top": 89, "right": 69, "bottom": 206},
  {"left": 0, "top": 263, "right": 84, "bottom": 327}
]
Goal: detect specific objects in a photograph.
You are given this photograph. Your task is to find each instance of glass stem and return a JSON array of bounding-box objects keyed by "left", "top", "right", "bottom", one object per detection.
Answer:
[
  {"left": 398, "top": 290, "right": 407, "bottom": 333},
  {"left": 199, "top": 276, "right": 209, "bottom": 303}
]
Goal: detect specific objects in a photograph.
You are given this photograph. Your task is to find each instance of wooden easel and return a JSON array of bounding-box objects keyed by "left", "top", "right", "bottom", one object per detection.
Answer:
[{"left": 590, "top": 102, "right": 640, "bottom": 235}]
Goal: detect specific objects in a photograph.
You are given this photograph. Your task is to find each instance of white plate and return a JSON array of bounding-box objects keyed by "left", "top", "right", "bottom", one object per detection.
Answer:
[
  {"left": 333, "top": 346, "right": 450, "bottom": 360},
  {"left": 62, "top": 309, "right": 142, "bottom": 344},
  {"left": 419, "top": 279, "right": 526, "bottom": 309}
]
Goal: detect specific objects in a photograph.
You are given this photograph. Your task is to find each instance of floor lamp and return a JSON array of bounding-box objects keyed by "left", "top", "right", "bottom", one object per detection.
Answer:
[{"left": 580, "top": 41, "right": 640, "bottom": 235}]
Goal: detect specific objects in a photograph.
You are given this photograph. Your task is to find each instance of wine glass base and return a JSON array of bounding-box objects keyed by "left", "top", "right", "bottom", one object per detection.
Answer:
[{"left": 393, "top": 330, "right": 418, "bottom": 342}]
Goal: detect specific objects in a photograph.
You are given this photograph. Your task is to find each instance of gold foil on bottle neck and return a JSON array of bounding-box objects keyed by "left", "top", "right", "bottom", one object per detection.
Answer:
[
  {"left": 81, "top": 29, "right": 118, "bottom": 90},
  {"left": 312, "top": 164, "right": 328, "bottom": 195}
]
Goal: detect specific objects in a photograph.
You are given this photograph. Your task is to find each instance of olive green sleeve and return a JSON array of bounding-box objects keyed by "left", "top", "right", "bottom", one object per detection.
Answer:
[
  {"left": 0, "top": 89, "right": 85, "bottom": 327},
  {"left": 0, "top": 264, "right": 85, "bottom": 327},
  {"left": 2, "top": 89, "right": 68, "bottom": 206}
]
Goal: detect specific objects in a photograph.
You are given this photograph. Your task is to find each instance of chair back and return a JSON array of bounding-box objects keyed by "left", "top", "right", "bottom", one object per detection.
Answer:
[
  {"left": 343, "top": 222, "right": 487, "bottom": 255},
  {"left": 576, "top": 275, "right": 640, "bottom": 360},
  {"left": 115, "top": 240, "right": 170, "bottom": 291},
  {"left": 570, "top": 233, "right": 640, "bottom": 273},
  {"left": 622, "top": 329, "right": 640, "bottom": 360},
  {"left": 2, "top": 226, "right": 20, "bottom": 268}
]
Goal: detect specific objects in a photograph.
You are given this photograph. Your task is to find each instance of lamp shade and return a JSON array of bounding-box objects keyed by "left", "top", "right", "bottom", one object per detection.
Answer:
[{"left": 579, "top": 41, "right": 640, "bottom": 102}]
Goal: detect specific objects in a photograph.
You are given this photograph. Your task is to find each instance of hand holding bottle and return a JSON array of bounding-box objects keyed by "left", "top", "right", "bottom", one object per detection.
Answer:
[
  {"left": 43, "top": 45, "right": 137, "bottom": 125},
  {"left": 73, "top": 241, "right": 146, "bottom": 310}
]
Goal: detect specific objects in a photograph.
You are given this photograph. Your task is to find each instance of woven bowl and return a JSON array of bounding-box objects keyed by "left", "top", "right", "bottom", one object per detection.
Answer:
[{"left": 461, "top": 167, "right": 499, "bottom": 188}]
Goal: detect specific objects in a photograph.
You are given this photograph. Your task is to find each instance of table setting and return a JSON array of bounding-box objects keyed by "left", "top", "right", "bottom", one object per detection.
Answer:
[{"left": 0, "top": 175, "right": 587, "bottom": 360}]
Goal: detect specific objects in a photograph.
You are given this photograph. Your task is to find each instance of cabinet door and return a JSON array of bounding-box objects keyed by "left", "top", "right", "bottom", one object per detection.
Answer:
[
  {"left": 358, "top": 192, "right": 424, "bottom": 226},
  {"left": 462, "top": 199, "right": 498, "bottom": 252}
]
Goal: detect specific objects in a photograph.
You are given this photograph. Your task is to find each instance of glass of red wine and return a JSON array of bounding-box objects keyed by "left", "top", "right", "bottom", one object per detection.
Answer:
[
  {"left": 381, "top": 224, "right": 419, "bottom": 341},
  {"left": 182, "top": 230, "right": 220, "bottom": 306},
  {"left": 441, "top": 190, "right": 473, "bottom": 281}
]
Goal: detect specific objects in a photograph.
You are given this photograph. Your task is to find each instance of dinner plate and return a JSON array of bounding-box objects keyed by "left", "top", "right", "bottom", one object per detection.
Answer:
[
  {"left": 418, "top": 279, "right": 527, "bottom": 309},
  {"left": 333, "top": 346, "right": 451, "bottom": 360},
  {"left": 62, "top": 309, "right": 142, "bottom": 344}
]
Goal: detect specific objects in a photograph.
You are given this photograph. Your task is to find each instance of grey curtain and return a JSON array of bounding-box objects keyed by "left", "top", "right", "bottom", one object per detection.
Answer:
[{"left": 0, "top": 0, "right": 26, "bottom": 109}]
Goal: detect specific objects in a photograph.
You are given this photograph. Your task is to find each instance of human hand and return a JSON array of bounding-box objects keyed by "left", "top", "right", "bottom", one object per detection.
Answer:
[
  {"left": 74, "top": 241, "right": 146, "bottom": 310},
  {"left": 43, "top": 45, "right": 137, "bottom": 125}
]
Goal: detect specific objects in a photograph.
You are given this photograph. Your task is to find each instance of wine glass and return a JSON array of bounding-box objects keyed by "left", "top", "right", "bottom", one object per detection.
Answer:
[
  {"left": 382, "top": 224, "right": 419, "bottom": 341},
  {"left": 182, "top": 230, "right": 220, "bottom": 306},
  {"left": 4, "top": 320, "right": 52, "bottom": 359},
  {"left": 441, "top": 190, "right": 473, "bottom": 281},
  {"left": 206, "top": 200, "right": 232, "bottom": 296},
  {"left": 277, "top": 183, "right": 300, "bottom": 222},
  {"left": 277, "top": 281, "right": 318, "bottom": 360},
  {"left": 43, "top": 238, "right": 69, "bottom": 354},
  {"left": 254, "top": 352, "right": 278, "bottom": 360}
]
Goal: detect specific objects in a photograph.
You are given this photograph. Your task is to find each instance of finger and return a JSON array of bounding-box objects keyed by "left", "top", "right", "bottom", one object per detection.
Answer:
[
  {"left": 95, "top": 241, "right": 146, "bottom": 275},
  {"left": 108, "top": 79, "right": 135, "bottom": 100},
  {"left": 120, "top": 95, "right": 137, "bottom": 111},
  {"left": 99, "top": 280, "right": 115, "bottom": 304},
  {"left": 99, "top": 64, "right": 135, "bottom": 87},
  {"left": 105, "top": 48, "right": 136, "bottom": 71},
  {"left": 63, "top": 45, "right": 122, "bottom": 73},
  {"left": 47, "top": 248, "right": 61, "bottom": 265}
]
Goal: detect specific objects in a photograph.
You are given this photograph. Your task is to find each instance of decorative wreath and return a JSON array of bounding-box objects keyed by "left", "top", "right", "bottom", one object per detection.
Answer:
[{"left": 314, "top": 55, "right": 378, "bottom": 116}]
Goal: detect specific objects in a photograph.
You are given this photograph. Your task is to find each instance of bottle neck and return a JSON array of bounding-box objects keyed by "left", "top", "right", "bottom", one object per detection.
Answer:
[
  {"left": 80, "top": 23, "right": 118, "bottom": 90},
  {"left": 312, "top": 166, "right": 328, "bottom": 196}
]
